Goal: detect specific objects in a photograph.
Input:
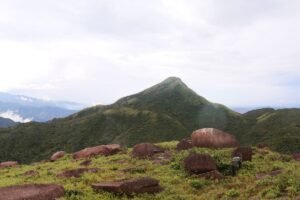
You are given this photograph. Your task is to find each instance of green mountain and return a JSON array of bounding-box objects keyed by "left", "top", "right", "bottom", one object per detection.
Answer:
[
  {"left": 0, "top": 77, "right": 299, "bottom": 164},
  {"left": 239, "top": 108, "right": 300, "bottom": 153},
  {"left": 0, "top": 77, "right": 242, "bottom": 163},
  {"left": 0, "top": 117, "right": 16, "bottom": 128}
]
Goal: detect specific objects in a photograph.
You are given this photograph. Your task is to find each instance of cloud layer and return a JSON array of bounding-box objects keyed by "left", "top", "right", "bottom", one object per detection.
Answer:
[{"left": 0, "top": 0, "right": 300, "bottom": 107}]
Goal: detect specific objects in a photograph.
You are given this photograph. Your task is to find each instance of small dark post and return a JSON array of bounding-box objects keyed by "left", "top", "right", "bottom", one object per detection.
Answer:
[{"left": 231, "top": 156, "right": 242, "bottom": 176}]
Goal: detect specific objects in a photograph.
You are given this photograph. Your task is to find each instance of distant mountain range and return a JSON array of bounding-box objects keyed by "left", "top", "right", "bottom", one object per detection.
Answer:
[
  {"left": 0, "top": 77, "right": 299, "bottom": 164},
  {"left": 0, "top": 117, "right": 16, "bottom": 128},
  {"left": 0, "top": 92, "right": 86, "bottom": 123}
]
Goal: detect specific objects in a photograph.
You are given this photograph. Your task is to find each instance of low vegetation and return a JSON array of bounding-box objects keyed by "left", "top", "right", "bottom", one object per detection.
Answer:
[{"left": 0, "top": 141, "right": 299, "bottom": 200}]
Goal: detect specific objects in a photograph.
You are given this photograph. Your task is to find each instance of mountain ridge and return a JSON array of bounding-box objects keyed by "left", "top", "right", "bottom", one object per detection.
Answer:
[{"left": 0, "top": 77, "right": 298, "bottom": 163}]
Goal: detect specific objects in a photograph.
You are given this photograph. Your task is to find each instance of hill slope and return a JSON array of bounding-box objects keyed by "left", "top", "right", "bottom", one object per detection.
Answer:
[
  {"left": 0, "top": 142, "right": 299, "bottom": 200},
  {"left": 0, "top": 77, "right": 243, "bottom": 163},
  {"left": 0, "top": 77, "right": 299, "bottom": 164},
  {"left": 240, "top": 108, "right": 300, "bottom": 153},
  {"left": 0, "top": 117, "right": 16, "bottom": 128}
]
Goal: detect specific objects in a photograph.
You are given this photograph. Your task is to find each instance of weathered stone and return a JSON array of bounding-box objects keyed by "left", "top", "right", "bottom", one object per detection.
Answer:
[
  {"left": 92, "top": 177, "right": 163, "bottom": 196},
  {"left": 79, "top": 160, "right": 92, "bottom": 166},
  {"left": 183, "top": 153, "right": 217, "bottom": 174},
  {"left": 0, "top": 184, "right": 64, "bottom": 200},
  {"left": 176, "top": 139, "right": 193, "bottom": 150},
  {"left": 50, "top": 151, "right": 65, "bottom": 162},
  {"left": 73, "top": 144, "right": 121, "bottom": 160},
  {"left": 0, "top": 161, "right": 18, "bottom": 169},
  {"left": 131, "top": 143, "right": 164, "bottom": 159},
  {"left": 293, "top": 153, "right": 300, "bottom": 161},
  {"left": 151, "top": 152, "right": 172, "bottom": 165},
  {"left": 198, "top": 170, "right": 224, "bottom": 180},
  {"left": 256, "top": 169, "right": 283, "bottom": 179},
  {"left": 57, "top": 168, "right": 99, "bottom": 178},
  {"left": 23, "top": 170, "right": 39, "bottom": 177},
  {"left": 232, "top": 147, "right": 253, "bottom": 161},
  {"left": 191, "top": 128, "right": 239, "bottom": 148}
]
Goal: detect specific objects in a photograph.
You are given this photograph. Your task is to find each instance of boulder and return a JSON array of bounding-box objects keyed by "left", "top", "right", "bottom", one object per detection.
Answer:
[
  {"left": 73, "top": 144, "right": 121, "bottom": 160},
  {"left": 0, "top": 161, "right": 18, "bottom": 169},
  {"left": 176, "top": 139, "right": 193, "bottom": 150},
  {"left": 50, "top": 151, "right": 65, "bottom": 162},
  {"left": 0, "top": 184, "right": 64, "bottom": 200},
  {"left": 131, "top": 143, "right": 164, "bottom": 159},
  {"left": 232, "top": 147, "right": 253, "bottom": 161},
  {"left": 79, "top": 160, "right": 92, "bottom": 166},
  {"left": 105, "top": 144, "right": 122, "bottom": 154},
  {"left": 57, "top": 168, "right": 99, "bottom": 178},
  {"left": 152, "top": 152, "right": 172, "bottom": 165},
  {"left": 293, "top": 153, "right": 300, "bottom": 161},
  {"left": 256, "top": 169, "right": 283, "bottom": 179},
  {"left": 191, "top": 128, "right": 239, "bottom": 148},
  {"left": 198, "top": 170, "right": 224, "bottom": 180},
  {"left": 23, "top": 170, "right": 39, "bottom": 177},
  {"left": 183, "top": 153, "right": 217, "bottom": 174},
  {"left": 92, "top": 177, "right": 163, "bottom": 196}
]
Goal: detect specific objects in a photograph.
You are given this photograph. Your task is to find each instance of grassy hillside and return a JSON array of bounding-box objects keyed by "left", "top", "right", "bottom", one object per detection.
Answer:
[
  {"left": 0, "top": 77, "right": 242, "bottom": 164},
  {"left": 0, "top": 77, "right": 299, "bottom": 164},
  {"left": 0, "top": 141, "right": 299, "bottom": 200},
  {"left": 240, "top": 108, "right": 300, "bottom": 153}
]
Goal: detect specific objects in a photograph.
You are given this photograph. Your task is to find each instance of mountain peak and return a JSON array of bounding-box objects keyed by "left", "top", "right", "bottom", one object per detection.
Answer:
[{"left": 161, "top": 77, "right": 184, "bottom": 85}]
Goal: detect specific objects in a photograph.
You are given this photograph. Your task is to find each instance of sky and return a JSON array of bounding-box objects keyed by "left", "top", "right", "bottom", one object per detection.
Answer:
[{"left": 0, "top": 0, "right": 300, "bottom": 108}]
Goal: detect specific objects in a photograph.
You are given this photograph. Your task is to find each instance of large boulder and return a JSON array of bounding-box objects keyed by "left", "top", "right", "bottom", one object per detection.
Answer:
[
  {"left": 57, "top": 168, "right": 99, "bottom": 178},
  {"left": 232, "top": 147, "right": 253, "bottom": 161},
  {"left": 131, "top": 143, "right": 164, "bottom": 159},
  {"left": 176, "top": 139, "right": 193, "bottom": 150},
  {"left": 50, "top": 151, "right": 65, "bottom": 162},
  {"left": 0, "top": 184, "right": 64, "bottom": 200},
  {"left": 0, "top": 161, "right": 18, "bottom": 169},
  {"left": 73, "top": 144, "right": 121, "bottom": 160},
  {"left": 191, "top": 128, "right": 239, "bottom": 148},
  {"left": 92, "top": 177, "right": 163, "bottom": 196},
  {"left": 183, "top": 153, "right": 217, "bottom": 174},
  {"left": 293, "top": 153, "right": 300, "bottom": 161}
]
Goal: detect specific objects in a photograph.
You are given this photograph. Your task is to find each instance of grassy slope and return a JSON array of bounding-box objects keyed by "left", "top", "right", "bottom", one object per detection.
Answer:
[
  {"left": 0, "top": 77, "right": 242, "bottom": 163},
  {"left": 240, "top": 108, "right": 300, "bottom": 153},
  {"left": 0, "top": 141, "right": 299, "bottom": 200}
]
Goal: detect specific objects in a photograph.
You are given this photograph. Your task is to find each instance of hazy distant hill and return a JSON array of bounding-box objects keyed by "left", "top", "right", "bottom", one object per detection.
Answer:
[
  {"left": 0, "top": 92, "right": 85, "bottom": 122},
  {"left": 0, "top": 77, "right": 299, "bottom": 163},
  {"left": 0, "top": 117, "right": 16, "bottom": 128}
]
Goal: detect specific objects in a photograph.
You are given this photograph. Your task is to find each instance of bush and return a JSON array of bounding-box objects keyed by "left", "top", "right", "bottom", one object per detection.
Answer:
[
  {"left": 225, "top": 189, "right": 240, "bottom": 198},
  {"left": 189, "top": 179, "right": 209, "bottom": 190}
]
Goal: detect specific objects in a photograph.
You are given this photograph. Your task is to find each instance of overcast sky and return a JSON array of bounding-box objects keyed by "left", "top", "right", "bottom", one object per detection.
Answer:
[{"left": 0, "top": 0, "right": 300, "bottom": 107}]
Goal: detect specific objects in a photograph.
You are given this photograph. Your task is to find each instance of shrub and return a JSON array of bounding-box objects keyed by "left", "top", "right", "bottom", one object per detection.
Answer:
[
  {"left": 225, "top": 189, "right": 240, "bottom": 198},
  {"left": 189, "top": 179, "right": 209, "bottom": 190}
]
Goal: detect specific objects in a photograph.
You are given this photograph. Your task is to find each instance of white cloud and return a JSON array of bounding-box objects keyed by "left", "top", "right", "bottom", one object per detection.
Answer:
[{"left": 0, "top": 110, "right": 32, "bottom": 123}]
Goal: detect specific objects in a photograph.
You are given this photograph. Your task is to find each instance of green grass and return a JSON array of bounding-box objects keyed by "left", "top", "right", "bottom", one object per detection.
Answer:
[{"left": 0, "top": 141, "right": 299, "bottom": 200}]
